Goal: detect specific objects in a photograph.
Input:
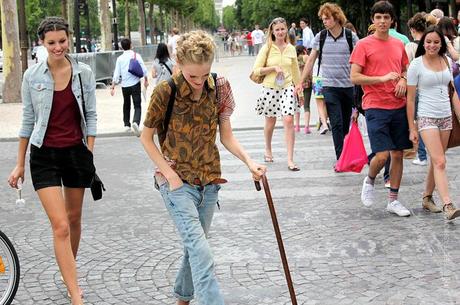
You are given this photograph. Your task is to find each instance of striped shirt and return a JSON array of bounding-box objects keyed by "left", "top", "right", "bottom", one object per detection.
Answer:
[{"left": 312, "top": 28, "right": 359, "bottom": 88}]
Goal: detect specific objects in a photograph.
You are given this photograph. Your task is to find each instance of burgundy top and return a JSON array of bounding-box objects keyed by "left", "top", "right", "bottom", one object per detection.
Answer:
[{"left": 43, "top": 79, "right": 83, "bottom": 147}]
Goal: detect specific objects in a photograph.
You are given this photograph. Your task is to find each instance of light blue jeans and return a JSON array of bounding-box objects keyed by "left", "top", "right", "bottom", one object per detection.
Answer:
[{"left": 159, "top": 182, "right": 224, "bottom": 305}]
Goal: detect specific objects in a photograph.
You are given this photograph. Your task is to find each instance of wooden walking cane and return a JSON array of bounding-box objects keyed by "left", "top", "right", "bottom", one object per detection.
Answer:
[{"left": 254, "top": 175, "right": 298, "bottom": 305}]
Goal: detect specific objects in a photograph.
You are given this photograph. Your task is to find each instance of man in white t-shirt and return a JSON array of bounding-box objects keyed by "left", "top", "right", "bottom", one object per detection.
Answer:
[
  {"left": 251, "top": 24, "right": 264, "bottom": 55},
  {"left": 168, "top": 28, "right": 180, "bottom": 59},
  {"left": 300, "top": 18, "right": 314, "bottom": 51}
]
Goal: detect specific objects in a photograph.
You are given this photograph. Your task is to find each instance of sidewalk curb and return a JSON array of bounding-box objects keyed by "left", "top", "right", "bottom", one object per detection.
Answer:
[{"left": 0, "top": 126, "right": 282, "bottom": 143}]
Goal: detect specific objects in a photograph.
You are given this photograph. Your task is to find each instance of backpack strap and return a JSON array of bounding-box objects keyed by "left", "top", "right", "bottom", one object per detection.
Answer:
[
  {"left": 318, "top": 28, "right": 354, "bottom": 76},
  {"left": 163, "top": 78, "right": 177, "bottom": 137},
  {"left": 317, "top": 29, "right": 327, "bottom": 76},
  {"left": 345, "top": 28, "right": 353, "bottom": 54},
  {"left": 211, "top": 72, "right": 218, "bottom": 101},
  {"left": 160, "top": 61, "right": 173, "bottom": 75}
]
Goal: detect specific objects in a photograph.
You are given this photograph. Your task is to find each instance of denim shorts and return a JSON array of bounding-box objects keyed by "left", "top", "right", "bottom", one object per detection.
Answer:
[
  {"left": 30, "top": 143, "right": 95, "bottom": 191},
  {"left": 365, "top": 107, "right": 412, "bottom": 153}
]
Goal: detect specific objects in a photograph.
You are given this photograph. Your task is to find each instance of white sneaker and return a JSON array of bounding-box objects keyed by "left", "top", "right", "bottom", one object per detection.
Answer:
[
  {"left": 361, "top": 177, "right": 375, "bottom": 207},
  {"left": 131, "top": 122, "right": 141, "bottom": 137},
  {"left": 124, "top": 126, "right": 132, "bottom": 133},
  {"left": 387, "top": 200, "right": 411, "bottom": 217},
  {"left": 412, "top": 158, "right": 427, "bottom": 166},
  {"left": 319, "top": 125, "right": 328, "bottom": 135}
]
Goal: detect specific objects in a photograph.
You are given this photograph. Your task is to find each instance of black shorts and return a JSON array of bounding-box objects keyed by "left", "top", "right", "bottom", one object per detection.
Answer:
[
  {"left": 30, "top": 143, "right": 95, "bottom": 191},
  {"left": 365, "top": 107, "right": 413, "bottom": 153}
]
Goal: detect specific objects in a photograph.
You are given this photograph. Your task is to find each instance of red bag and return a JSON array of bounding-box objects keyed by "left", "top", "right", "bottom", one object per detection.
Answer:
[{"left": 335, "top": 121, "right": 368, "bottom": 173}]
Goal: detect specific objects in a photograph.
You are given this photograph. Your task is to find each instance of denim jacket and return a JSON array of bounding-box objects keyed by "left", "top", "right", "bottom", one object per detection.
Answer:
[{"left": 19, "top": 55, "right": 97, "bottom": 148}]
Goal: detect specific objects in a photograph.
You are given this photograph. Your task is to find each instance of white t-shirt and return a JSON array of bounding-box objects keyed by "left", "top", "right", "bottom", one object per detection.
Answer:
[
  {"left": 252, "top": 29, "right": 264, "bottom": 45},
  {"left": 302, "top": 26, "right": 314, "bottom": 49},
  {"left": 152, "top": 58, "right": 175, "bottom": 85},
  {"left": 168, "top": 34, "right": 180, "bottom": 55},
  {"left": 407, "top": 56, "right": 452, "bottom": 118},
  {"left": 35, "top": 45, "right": 48, "bottom": 63}
]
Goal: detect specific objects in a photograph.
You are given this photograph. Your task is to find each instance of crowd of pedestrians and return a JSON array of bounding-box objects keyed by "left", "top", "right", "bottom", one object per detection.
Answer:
[{"left": 6, "top": 1, "right": 460, "bottom": 304}]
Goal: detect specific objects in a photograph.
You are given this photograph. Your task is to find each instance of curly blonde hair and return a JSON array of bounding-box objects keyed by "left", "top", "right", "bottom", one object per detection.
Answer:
[{"left": 175, "top": 30, "right": 215, "bottom": 65}]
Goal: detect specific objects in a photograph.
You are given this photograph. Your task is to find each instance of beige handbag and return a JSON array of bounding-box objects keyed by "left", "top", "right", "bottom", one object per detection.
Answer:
[{"left": 249, "top": 45, "right": 271, "bottom": 84}]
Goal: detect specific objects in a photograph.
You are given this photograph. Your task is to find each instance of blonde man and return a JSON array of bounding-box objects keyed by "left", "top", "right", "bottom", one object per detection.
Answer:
[{"left": 140, "top": 30, "right": 266, "bottom": 305}]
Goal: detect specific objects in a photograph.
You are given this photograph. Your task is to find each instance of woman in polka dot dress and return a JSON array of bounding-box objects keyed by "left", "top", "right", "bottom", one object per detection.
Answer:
[{"left": 252, "top": 17, "right": 303, "bottom": 171}]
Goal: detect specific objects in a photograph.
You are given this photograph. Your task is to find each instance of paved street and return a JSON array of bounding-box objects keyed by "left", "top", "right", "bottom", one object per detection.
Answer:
[{"left": 1, "top": 129, "right": 460, "bottom": 304}]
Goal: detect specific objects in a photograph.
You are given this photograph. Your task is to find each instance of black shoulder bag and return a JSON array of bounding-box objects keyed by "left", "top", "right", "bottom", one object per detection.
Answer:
[{"left": 78, "top": 74, "right": 106, "bottom": 201}]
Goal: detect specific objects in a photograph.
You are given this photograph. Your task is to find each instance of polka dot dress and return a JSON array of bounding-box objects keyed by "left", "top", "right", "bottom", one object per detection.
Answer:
[{"left": 255, "top": 86, "right": 300, "bottom": 117}]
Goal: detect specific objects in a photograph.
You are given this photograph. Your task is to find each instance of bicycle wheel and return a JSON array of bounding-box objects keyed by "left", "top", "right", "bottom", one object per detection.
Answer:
[{"left": 0, "top": 230, "right": 20, "bottom": 305}]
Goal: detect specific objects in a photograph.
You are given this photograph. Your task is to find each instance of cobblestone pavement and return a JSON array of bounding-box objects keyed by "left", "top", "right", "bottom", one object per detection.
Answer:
[{"left": 1, "top": 130, "right": 460, "bottom": 305}]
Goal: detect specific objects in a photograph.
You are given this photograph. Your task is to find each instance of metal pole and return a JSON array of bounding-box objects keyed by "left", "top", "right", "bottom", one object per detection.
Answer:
[
  {"left": 255, "top": 176, "right": 298, "bottom": 305},
  {"left": 85, "top": 2, "right": 91, "bottom": 51},
  {"left": 74, "top": 0, "right": 81, "bottom": 53},
  {"left": 112, "top": 0, "right": 119, "bottom": 50},
  {"left": 18, "top": 0, "right": 28, "bottom": 73}
]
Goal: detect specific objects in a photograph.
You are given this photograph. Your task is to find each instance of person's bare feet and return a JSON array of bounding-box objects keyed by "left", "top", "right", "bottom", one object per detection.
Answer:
[{"left": 177, "top": 300, "right": 190, "bottom": 305}]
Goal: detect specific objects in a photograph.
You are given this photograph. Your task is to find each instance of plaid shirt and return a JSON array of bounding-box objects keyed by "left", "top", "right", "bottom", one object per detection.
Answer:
[{"left": 144, "top": 73, "right": 235, "bottom": 185}]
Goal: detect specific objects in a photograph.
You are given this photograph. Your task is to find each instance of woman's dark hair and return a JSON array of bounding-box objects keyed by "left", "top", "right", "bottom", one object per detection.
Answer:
[
  {"left": 155, "top": 43, "right": 170, "bottom": 63},
  {"left": 300, "top": 18, "right": 309, "bottom": 26},
  {"left": 407, "top": 12, "right": 426, "bottom": 33},
  {"left": 437, "top": 16, "right": 458, "bottom": 41},
  {"left": 415, "top": 26, "right": 447, "bottom": 58},
  {"left": 371, "top": 1, "right": 395, "bottom": 21},
  {"left": 37, "top": 17, "right": 69, "bottom": 40},
  {"left": 295, "top": 45, "right": 306, "bottom": 56}
]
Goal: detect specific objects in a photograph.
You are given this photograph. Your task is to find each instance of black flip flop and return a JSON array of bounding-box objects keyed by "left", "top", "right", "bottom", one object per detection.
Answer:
[{"left": 287, "top": 165, "right": 300, "bottom": 171}]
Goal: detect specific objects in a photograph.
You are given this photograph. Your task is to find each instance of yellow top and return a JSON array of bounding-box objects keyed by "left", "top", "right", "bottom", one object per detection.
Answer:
[{"left": 252, "top": 43, "right": 301, "bottom": 89}]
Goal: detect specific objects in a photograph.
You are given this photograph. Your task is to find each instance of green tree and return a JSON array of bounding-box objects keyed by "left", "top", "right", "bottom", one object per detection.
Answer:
[
  {"left": 222, "top": 5, "right": 236, "bottom": 31},
  {"left": 25, "top": 0, "right": 100, "bottom": 43}
]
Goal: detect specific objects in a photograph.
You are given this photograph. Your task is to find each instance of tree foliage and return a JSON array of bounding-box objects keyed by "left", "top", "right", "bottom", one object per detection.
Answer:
[
  {"left": 234, "top": 0, "right": 414, "bottom": 36},
  {"left": 25, "top": 0, "right": 100, "bottom": 43},
  {"left": 222, "top": 6, "right": 236, "bottom": 31}
]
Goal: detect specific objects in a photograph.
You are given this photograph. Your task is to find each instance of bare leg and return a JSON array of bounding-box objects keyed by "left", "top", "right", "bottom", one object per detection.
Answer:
[
  {"left": 177, "top": 300, "right": 189, "bottom": 305},
  {"left": 421, "top": 129, "right": 451, "bottom": 204},
  {"left": 316, "top": 98, "right": 328, "bottom": 126},
  {"left": 368, "top": 151, "right": 390, "bottom": 178},
  {"left": 304, "top": 111, "right": 311, "bottom": 129},
  {"left": 389, "top": 150, "right": 404, "bottom": 189},
  {"left": 37, "top": 187, "right": 83, "bottom": 305},
  {"left": 282, "top": 115, "right": 296, "bottom": 167},
  {"left": 64, "top": 187, "right": 85, "bottom": 258},
  {"left": 294, "top": 112, "right": 300, "bottom": 130},
  {"left": 424, "top": 161, "right": 435, "bottom": 196},
  {"left": 264, "top": 116, "right": 277, "bottom": 159}
]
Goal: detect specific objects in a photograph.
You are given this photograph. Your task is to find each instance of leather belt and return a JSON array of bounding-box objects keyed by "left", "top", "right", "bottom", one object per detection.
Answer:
[{"left": 183, "top": 178, "right": 228, "bottom": 186}]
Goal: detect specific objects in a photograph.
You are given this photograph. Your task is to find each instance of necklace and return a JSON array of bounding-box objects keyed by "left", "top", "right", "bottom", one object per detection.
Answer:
[{"left": 431, "top": 56, "right": 444, "bottom": 94}]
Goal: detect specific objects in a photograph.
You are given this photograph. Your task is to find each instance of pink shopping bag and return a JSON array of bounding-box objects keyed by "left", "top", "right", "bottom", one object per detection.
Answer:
[{"left": 335, "top": 121, "right": 368, "bottom": 173}]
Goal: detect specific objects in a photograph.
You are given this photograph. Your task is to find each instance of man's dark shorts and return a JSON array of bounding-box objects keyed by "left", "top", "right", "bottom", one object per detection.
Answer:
[{"left": 365, "top": 107, "right": 412, "bottom": 153}]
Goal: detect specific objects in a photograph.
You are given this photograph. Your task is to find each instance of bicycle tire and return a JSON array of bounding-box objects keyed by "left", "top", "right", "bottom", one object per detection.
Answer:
[{"left": 0, "top": 230, "right": 20, "bottom": 305}]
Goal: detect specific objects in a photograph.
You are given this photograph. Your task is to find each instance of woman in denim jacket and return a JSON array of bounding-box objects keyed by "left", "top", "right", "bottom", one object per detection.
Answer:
[{"left": 7, "top": 17, "right": 96, "bottom": 305}]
